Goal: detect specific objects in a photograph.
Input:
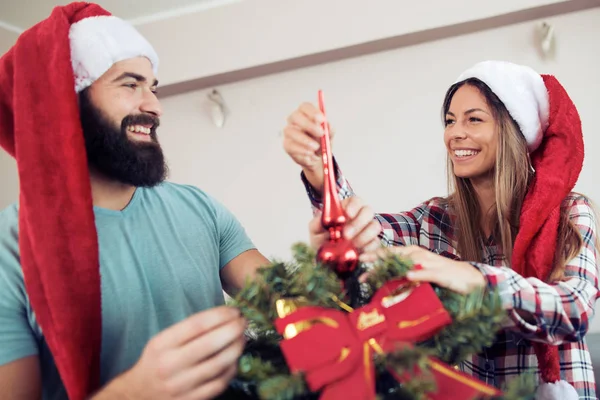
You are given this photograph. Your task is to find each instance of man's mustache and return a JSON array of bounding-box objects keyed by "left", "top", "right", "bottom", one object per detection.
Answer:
[{"left": 121, "top": 114, "right": 160, "bottom": 131}]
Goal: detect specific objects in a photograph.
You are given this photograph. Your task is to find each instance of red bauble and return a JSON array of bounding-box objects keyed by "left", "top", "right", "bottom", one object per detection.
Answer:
[{"left": 317, "top": 230, "right": 359, "bottom": 280}]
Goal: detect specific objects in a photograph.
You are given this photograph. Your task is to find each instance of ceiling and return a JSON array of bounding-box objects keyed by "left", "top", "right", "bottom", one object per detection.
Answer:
[{"left": 0, "top": 0, "right": 238, "bottom": 32}]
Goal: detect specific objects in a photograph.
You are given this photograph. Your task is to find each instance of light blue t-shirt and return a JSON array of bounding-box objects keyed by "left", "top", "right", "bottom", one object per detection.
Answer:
[{"left": 0, "top": 182, "right": 256, "bottom": 399}]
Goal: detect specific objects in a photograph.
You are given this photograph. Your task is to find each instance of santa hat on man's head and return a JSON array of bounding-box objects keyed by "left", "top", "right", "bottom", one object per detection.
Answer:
[
  {"left": 456, "top": 61, "right": 584, "bottom": 400},
  {"left": 0, "top": 2, "right": 158, "bottom": 399}
]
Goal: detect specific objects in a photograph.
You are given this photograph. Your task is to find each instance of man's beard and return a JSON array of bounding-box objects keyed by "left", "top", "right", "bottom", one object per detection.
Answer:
[{"left": 78, "top": 89, "right": 168, "bottom": 187}]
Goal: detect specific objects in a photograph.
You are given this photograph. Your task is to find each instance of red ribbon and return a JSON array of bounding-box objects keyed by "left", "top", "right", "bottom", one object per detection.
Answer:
[{"left": 274, "top": 279, "right": 502, "bottom": 400}]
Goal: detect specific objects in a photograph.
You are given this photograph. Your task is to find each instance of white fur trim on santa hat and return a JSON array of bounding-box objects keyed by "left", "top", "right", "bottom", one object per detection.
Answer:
[
  {"left": 456, "top": 60, "right": 550, "bottom": 153},
  {"left": 69, "top": 15, "right": 159, "bottom": 93},
  {"left": 535, "top": 380, "right": 579, "bottom": 400}
]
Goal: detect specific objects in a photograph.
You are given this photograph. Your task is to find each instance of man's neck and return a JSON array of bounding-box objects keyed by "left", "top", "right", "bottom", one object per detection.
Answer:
[{"left": 89, "top": 170, "right": 136, "bottom": 211}]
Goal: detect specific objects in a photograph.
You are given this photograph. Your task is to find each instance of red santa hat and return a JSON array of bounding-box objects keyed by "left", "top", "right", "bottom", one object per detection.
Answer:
[
  {"left": 457, "top": 61, "right": 584, "bottom": 399},
  {"left": 0, "top": 2, "right": 158, "bottom": 399}
]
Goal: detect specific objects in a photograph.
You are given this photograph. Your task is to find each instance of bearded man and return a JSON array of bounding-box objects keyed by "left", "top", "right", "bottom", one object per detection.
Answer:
[{"left": 0, "top": 3, "right": 270, "bottom": 399}]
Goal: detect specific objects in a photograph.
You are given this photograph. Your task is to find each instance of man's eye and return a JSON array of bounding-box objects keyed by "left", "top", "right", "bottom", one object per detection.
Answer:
[{"left": 124, "top": 83, "right": 138, "bottom": 89}]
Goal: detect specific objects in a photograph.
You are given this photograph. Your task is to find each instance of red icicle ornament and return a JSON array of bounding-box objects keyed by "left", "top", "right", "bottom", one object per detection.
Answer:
[{"left": 315, "top": 90, "right": 359, "bottom": 280}]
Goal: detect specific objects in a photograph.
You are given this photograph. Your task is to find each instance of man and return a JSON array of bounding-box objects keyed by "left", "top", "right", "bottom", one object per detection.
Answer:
[
  {"left": 0, "top": 3, "right": 380, "bottom": 399},
  {"left": 0, "top": 3, "right": 271, "bottom": 399}
]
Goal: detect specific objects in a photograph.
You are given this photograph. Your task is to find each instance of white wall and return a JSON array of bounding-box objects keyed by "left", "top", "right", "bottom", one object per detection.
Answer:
[
  {"left": 1, "top": 0, "right": 572, "bottom": 86},
  {"left": 138, "top": 0, "right": 569, "bottom": 85},
  {"left": 0, "top": 152, "right": 18, "bottom": 208},
  {"left": 158, "top": 8, "right": 600, "bottom": 259},
  {"left": 0, "top": 27, "right": 17, "bottom": 53},
  {"left": 0, "top": 28, "right": 19, "bottom": 208}
]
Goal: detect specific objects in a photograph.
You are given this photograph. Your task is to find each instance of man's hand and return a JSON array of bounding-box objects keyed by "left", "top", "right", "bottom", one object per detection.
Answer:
[{"left": 98, "top": 306, "right": 246, "bottom": 400}]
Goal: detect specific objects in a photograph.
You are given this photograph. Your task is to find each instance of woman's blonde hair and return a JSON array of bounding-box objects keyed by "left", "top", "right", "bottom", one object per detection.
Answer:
[{"left": 442, "top": 78, "right": 583, "bottom": 280}]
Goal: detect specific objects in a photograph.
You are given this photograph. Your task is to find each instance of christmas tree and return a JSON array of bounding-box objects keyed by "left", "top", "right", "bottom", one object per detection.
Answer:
[{"left": 217, "top": 243, "right": 535, "bottom": 400}]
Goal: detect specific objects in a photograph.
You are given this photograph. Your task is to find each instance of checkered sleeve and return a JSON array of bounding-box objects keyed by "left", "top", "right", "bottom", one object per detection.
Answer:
[
  {"left": 472, "top": 195, "right": 600, "bottom": 345},
  {"left": 300, "top": 158, "right": 425, "bottom": 247},
  {"left": 301, "top": 157, "right": 354, "bottom": 215},
  {"left": 375, "top": 206, "right": 428, "bottom": 247}
]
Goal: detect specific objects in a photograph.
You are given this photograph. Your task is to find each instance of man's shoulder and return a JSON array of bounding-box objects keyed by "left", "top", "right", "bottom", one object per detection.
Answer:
[
  {"left": 0, "top": 203, "right": 21, "bottom": 272},
  {"left": 140, "top": 182, "right": 222, "bottom": 214},
  {"left": 0, "top": 203, "right": 19, "bottom": 236},
  {"left": 143, "top": 182, "right": 210, "bottom": 199}
]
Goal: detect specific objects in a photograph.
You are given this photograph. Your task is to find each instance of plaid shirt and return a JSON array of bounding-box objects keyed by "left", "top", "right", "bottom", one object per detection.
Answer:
[{"left": 302, "top": 165, "right": 599, "bottom": 399}]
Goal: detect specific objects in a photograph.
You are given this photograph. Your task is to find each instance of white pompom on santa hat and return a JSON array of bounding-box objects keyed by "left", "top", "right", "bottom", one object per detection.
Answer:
[
  {"left": 456, "top": 60, "right": 584, "bottom": 400},
  {"left": 69, "top": 14, "right": 159, "bottom": 92}
]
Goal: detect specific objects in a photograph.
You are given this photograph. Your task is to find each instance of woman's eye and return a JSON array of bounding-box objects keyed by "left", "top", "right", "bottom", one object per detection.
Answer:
[
  {"left": 469, "top": 117, "right": 482, "bottom": 123},
  {"left": 445, "top": 119, "right": 455, "bottom": 126}
]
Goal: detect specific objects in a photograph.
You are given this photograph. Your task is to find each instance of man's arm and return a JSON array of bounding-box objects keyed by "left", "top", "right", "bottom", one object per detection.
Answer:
[
  {"left": 0, "top": 356, "right": 42, "bottom": 400},
  {"left": 220, "top": 249, "right": 270, "bottom": 296},
  {"left": 0, "top": 355, "right": 127, "bottom": 400}
]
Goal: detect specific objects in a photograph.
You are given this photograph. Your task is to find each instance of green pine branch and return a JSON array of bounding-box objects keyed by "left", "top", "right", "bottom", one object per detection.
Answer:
[
  {"left": 228, "top": 243, "right": 533, "bottom": 400},
  {"left": 381, "top": 347, "right": 436, "bottom": 399},
  {"left": 425, "top": 288, "right": 505, "bottom": 365},
  {"left": 492, "top": 374, "right": 537, "bottom": 400},
  {"left": 238, "top": 354, "right": 281, "bottom": 382},
  {"left": 256, "top": 374, "right": 312, "bottom": 400},
  {"left": 364, "top": 252, "right": 415, "bottom": 294}
]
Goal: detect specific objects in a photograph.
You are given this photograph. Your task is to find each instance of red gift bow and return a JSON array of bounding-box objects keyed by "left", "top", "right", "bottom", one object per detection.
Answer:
[{"left": 274, "top": 278, "right": 502, "bottom": 400}]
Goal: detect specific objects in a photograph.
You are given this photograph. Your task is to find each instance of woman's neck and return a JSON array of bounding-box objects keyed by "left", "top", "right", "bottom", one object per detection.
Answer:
[{"left": 471, "top": 175, "right": 495, "bottom": 237}]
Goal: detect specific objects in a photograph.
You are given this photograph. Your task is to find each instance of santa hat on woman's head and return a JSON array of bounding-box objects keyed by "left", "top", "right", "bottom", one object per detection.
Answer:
[
  {"left": 456, "top": 61, "right": 584, "bottom": 400},
  {"left": 0, "top": 2, "right": 158, "bottom": 399}
]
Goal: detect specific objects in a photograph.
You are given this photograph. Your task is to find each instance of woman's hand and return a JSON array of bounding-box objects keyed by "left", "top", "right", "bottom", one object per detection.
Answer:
[
  {"left": 360, "top": 245, "right": 486, "bottom": 295},
  {"left": 309, "top": 196, "right": 381, "bottom": 254},
  {"left": 282, "top": 102, "right": 334, "bottom": 193}
]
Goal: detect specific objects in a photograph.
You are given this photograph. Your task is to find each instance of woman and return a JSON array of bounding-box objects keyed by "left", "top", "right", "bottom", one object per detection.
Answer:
[{"left": 287, "top": 61, "right": 599, "bottom": 399}]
